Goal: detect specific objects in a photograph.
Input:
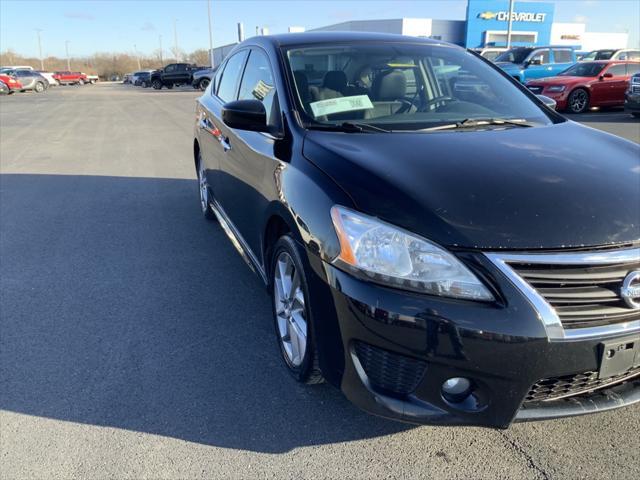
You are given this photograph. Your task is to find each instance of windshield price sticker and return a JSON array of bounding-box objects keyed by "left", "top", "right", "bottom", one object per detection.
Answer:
[{"left": 309, "top": 95, "right": 374, "bottom": 117}]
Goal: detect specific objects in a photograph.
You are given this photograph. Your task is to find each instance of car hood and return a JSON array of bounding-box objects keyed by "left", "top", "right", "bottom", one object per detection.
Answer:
[
  {"left": 495, "top": 62, "right": 524, "bottom": 72},
  {"left": 302, "top": 121, "right": 640, "bottom": 250}
]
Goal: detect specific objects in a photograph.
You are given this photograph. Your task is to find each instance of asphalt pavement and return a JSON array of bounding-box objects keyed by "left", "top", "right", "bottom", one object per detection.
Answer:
[{"left": 1, "top": 84, "right": 639, "bottom": 479}]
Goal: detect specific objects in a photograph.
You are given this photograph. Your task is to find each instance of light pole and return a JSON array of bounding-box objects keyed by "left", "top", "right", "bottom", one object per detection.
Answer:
[
  {"left": 506, "top": 0, "right": 515, "bottom": 48},
  {"left": 159, "top": 35, "right": 163, "bottom": 65},
  {"left": 134, "top": 44, "right": 141, "bottom": 69},
  {"left": 173, "top": 18, "right": 179, "bottom": 62},
  {"left": 36, "top": 29, "right": 44, "bottom": 70},
  {"left": 65, "top": 40, "right": 71, "bottom": 70},
  {"left": 207, "top": 0, "right": 214, "bottom": 66}
]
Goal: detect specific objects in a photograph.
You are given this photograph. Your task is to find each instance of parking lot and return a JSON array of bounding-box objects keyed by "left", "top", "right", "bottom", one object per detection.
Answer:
[{"left": 1, "top": 84, "right": 639, "bottom": 479}]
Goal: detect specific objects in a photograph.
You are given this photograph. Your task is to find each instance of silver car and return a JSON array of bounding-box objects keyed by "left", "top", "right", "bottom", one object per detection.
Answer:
[
  {"left": 192, "top": 67, "right": 216, "bottom": 91},
  {"left": 0, "top": 69, "right": 48, "bottom": 93}
]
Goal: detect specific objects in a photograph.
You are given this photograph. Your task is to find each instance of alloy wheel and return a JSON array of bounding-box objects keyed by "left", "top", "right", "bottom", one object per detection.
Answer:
[
  {"left": 570, "top": 90, "right": 588, "bottom": 113},
  {"left": 35, "top": 82, "right": 44, "bottom": 93},
  {"left": 198, "top": 158, "right": 209, "bottom": 213},
  {"left": 273, "top": 252, "right": 307, "bottom": 367},
  {"left": 199, "top": 78, "right": 210, "bottom": 91}
]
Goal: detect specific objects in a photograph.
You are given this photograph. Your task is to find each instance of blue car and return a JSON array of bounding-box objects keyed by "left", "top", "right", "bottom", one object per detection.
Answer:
[{"left": 494, "top": 46, "right": 576, "bottom": 82}]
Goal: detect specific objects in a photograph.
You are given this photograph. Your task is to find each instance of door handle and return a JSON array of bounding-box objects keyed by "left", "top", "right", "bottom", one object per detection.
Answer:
[{"left": 219, "top": 136, "right": 231, "bottom": 152}]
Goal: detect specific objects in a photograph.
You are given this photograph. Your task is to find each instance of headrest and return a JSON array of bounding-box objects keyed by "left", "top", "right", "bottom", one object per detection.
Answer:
[
  {"left": 372, "top": 70, "right": 407, "bottom": 101},
  {"left": 322, "top": 70, "right": 347, "bottom": 93}
]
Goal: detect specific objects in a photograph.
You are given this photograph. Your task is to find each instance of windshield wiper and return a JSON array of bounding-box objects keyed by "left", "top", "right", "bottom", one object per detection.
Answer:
[
  {"left": 420, "top": 118, "right": 535, "bottom": 132},
  {"left": 307, "top": 122, "right": 390, "bottom": 133}
]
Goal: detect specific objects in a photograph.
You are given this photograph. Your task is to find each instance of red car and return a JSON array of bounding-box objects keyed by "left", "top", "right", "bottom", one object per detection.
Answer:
[
  {"left": 0, "top": 73, "right": 22, "bottom": 94},
  {"left": 526, "top": 61, "right": 640, "bottom": 113},
  {"left": 52, "top": 71, "right": 87, "bottom": 85}
]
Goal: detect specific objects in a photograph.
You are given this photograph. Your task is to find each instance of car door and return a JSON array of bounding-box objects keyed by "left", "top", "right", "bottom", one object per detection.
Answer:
[
  {"left": 16, "top": 70, "right": 33, "bottom": 88},
  {"left": 198, "top": 49, "right": 249, "bottom": 219},
  {"left": 217, "top": 47, "right": 282, "bottom": 259},
  {"left": 175, "top": 63, "right": 189, "bottom": 84},
  {"left": 525, "top": 49, "right": 552, "bottom": 80},
  {"left": 601, "top": 64, "right": 629, "bottom": 104},
  {"left": 163, "top": 64, "right": 177, "bottom": 82}
]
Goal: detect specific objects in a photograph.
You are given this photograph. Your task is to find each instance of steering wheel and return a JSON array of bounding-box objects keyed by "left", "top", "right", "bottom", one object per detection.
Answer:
[{"left": 421, "top": 96, "right": 457, "bottom": 111}]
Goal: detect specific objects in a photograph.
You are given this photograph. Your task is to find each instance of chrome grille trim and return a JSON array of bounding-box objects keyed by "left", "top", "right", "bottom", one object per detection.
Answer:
[{"left": 485, "top": 247, "right": 640, "bottom": 341}]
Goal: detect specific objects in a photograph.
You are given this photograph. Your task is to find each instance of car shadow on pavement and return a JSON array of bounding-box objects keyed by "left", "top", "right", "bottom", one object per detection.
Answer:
[{"left": 0, "top": 174, "right": 410, "bottom": 453}]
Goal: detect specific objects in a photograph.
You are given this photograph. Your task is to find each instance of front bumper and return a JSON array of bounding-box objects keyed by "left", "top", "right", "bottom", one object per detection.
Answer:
[
  {"left": 527, "top": 86, "right": 568, "bottom": 110},
  {"left": 307, "top": 253, "right": 640, "bottom": 428},
  {"left": 625, "top": 91, "right": 640, "bottom": 112}
]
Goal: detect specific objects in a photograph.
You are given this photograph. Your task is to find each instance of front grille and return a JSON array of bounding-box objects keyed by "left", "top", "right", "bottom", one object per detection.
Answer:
[
  {"left": 528, "top": 86, "right": 543, "bottom": 94},
  {"left": 525, "top": 366, "right": 640, "bottom": 403},
  {"left": 507, "top": 257, "right": 640, "bottom": 329},
  {"left": 632, "top": 85, "right": 640, "bottom": 94},
  {"left": 354, "top": 341, "right": 426, "bottom": 396}
]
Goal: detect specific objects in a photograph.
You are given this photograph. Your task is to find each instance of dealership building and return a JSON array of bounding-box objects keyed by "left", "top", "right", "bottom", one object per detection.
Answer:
[
  {"left": 310, "top": 0, "right": 629, "bottom": 51},
  {"left": 211, "top": 0, "right": 629, "bottom": 65}
]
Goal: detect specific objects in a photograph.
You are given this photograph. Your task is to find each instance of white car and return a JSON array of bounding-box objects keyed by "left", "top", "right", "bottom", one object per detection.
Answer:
[
  {"left": 478, "top": 48, "right": 508, "bottom": 62},
  {"left": 580, "top": 49, "right": 640, "bottom": 61},
  {"left": 82, "top": 73, "right": 99, "bottom": 84},
  {"left": 35, "top": 71, "right": 58, "bottom": 86}
]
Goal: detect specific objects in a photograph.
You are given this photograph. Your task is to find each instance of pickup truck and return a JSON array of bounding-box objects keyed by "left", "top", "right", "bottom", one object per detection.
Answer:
[
  {"left": 494, "top": 46, "right": 577, "bottom": 82},
  {"left": 53, "top": 71, "right": 87, "bottom": 85},
  {"left": 150, "top": 63, "right": 199, "bottom": 89}
]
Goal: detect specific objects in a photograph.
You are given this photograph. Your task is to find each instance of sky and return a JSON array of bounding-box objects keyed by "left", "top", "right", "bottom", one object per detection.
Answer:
[{"left": 1, "top": 0, "right": 638, "bottom": 58}]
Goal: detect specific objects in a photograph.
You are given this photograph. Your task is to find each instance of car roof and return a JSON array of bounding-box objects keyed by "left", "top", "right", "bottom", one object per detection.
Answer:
[{"left": 243, "top": 31, "right": 446, "bottom": 48}]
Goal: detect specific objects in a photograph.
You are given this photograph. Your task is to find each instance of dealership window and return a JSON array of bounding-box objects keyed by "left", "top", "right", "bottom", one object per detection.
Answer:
[
  {"left": 485, "top": 31, "right": 537, "bottom": 46},
  {"left": 530, "top": 50, "right": 550, "bottom": 64},
  {"left": 552, "top": 49, "right": 573, "bottom": 63}
]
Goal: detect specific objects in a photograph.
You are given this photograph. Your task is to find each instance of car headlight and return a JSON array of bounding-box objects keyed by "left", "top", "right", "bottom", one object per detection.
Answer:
[
  {"left": 330, "top": 206, "right": 494, "bottom": 301},
  {"left": 546, "top": 85, "right": 566, "bottom": 92}
]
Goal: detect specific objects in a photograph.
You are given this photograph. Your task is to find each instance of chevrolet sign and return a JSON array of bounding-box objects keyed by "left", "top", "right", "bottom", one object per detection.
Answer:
[{"left": 478, "top": 11, "right": 547, "bottom": 22}]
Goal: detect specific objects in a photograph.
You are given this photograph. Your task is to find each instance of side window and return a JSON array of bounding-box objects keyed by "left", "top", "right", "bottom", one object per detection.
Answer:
[
  {"left": 628, "top": 52, "right": 640, "bottom": 61},
  {"left": 212, "top": 65, "right": 224, "bottom": 95},
  {"left": 606, "top": 64, "right": 627, "bottom": 77},
  {"left": 530, "top": 50, "right": 550, "bottom": 64},
  {"left": 238, "top": 49, "right": 277, "bottom": 125},
  {"left": 165, "top": 64, "right": 176, "bottom": 73},
  {"left": 177, "top": 64, "right": 187, "bottom": 72},
  {"left": 627, "top": 63, "right": 640, "bottom": 75},
  {"left": 553, "top": 49, "right": 573, "bottom": 63},
  {"left": 216, "top": 50, "right": 248, "bottom": 102}
]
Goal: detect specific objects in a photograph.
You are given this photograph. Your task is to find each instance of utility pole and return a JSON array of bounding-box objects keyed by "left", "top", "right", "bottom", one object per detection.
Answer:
[
  {"left": 173, "top": 18, "right": 179, "bottom": 62},
  {"left": 133, "top": 44, "right": 141, "bottom": 69},
  {"left": 36, "top": 29, "right": 44, "bottom": 70},
  {"left": 159, "top": 35, "right": 163, "bottom": 65},
  {"left": 207, "top": 0, "right": 214, "bottom": 67},
  {"left": 65, "top": 40, "right": 71, "bottom": 70},
  {"left": 506, "top": 0, "right": 515, "bottom": 48}
]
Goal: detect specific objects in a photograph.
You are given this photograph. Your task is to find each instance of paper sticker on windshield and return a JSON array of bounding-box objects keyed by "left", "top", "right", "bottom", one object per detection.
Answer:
[{"left": 309, "top": 95, "right": 374, "bottom": 117}]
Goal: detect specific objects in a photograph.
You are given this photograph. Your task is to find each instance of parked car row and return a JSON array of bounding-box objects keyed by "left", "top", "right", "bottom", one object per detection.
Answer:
[
  {"left": 473, "top": 46, "right": 640, "bottom": 116},
  {"left": 123, "top": 63, "right": 216, "bottom": 91},
  {"left": 0, "top": 65, "right": 99, "bottom": 95}
]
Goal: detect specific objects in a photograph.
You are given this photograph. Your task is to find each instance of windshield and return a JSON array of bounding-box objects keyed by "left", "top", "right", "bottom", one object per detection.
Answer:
[
  {"left": 581, "top": 50, "right": 614, "bottom": 61},
  {"left": 559, "top": 62, "right": 606, "bottom": 77},
  {"left": 285, "top": 43, "right": 552, "bottom": 130},
  {"left": 494, "top": 48, "right": 533, "bottom": 64}
]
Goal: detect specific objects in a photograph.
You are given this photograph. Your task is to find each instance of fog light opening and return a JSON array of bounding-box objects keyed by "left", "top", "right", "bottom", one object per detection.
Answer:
[{"left": 442, "top": 377, "right": 473, "bottom": 403}]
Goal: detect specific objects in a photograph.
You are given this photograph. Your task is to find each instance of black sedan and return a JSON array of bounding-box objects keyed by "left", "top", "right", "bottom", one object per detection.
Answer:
[{"left": 193, "top": 32, "right": 640, "bottom": 428}]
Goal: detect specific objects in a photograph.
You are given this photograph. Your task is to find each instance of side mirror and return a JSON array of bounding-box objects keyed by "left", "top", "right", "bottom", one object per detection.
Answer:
[
  {"left": 599, "top": 72, "right": 614, "bottom": 80},
  {"left": 536, "top": 94, "right": 557, "bottom": 111},
  {"left": 528, "top": 59, "right": 542, "bottom": 66},
  {"left": 222, "top": 99, "right": 268, "bottom": 132}
]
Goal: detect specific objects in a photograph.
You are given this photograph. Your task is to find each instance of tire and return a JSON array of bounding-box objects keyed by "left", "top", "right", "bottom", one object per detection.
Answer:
[
  {"left": 34, "top": 81, "right": 45, "bottom": 93},
  {"left": 196, "top": 151, "right": 215, "bottom": 220},
  {"left": 167, "top": 83, "right": 174, "bottom": 89},
  {"left": 198, "top": 78, "right": 210, "bottom": 91},
  {"left": 271, "top": 235, "right": 324, "bottom": 385},
  {"left": 141, "top": 80, "right": 148, "bottom": 88},
  {"left": 152, "top": 80, "right": 162, "bottom": 90},
  {"left": 567, "top": 88, "right": 590, "bottom": 114}
]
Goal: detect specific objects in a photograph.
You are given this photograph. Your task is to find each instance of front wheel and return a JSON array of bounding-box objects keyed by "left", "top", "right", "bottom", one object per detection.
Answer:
[
  {"left": 198, "top": 78, "right": 210, "bottom": 91},
  {"left": 567, "top": 88, "right": 589, "bottom": 114},
  {"left": 166, "top": 83, "right": 174, "bottom": 89},
  {"left": 152, "top": 80, "right": 162, "bottom": 90},
  {"left": 34, "top": 81, "right": 45, "bottom": 93},
  {"left": 196, "top": 153, "right": 215, "bottom": 220},
  {"left": 141, "top": 80, "right": 148, "bottom": 88},
  {"left": 271, "top": 236, "right": 324, "bottom": 384}
]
